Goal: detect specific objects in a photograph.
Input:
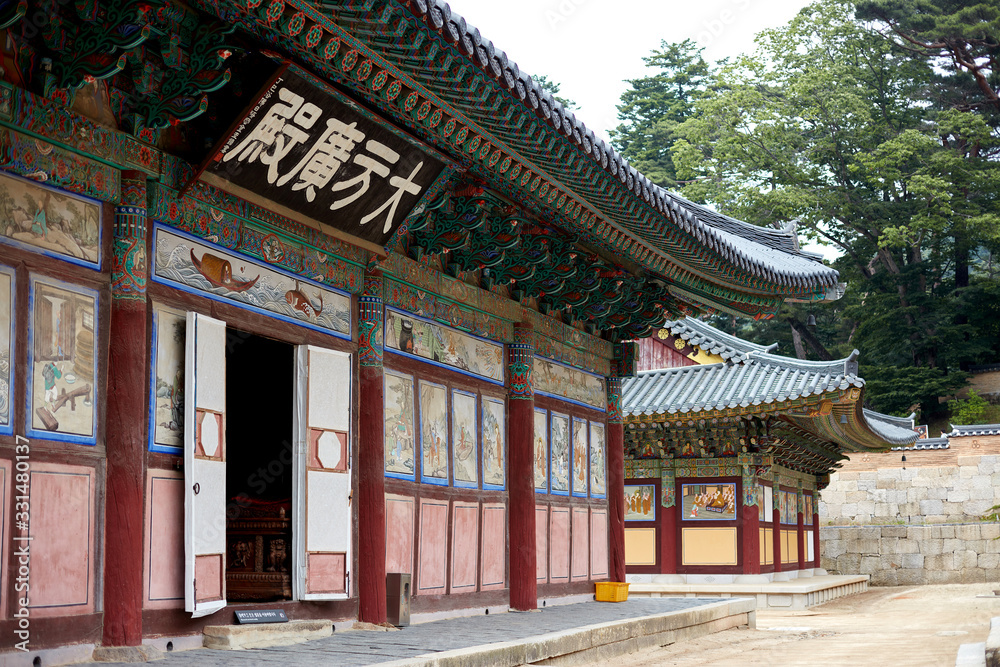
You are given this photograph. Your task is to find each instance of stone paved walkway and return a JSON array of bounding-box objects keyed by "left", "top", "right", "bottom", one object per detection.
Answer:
[{"left": 99, "top": 598, "right": 721, "bottom": 666}]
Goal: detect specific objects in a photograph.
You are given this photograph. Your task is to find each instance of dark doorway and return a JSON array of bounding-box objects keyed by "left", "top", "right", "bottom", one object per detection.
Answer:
[{"left": 225, "top": 328, "right": 294, "bottom": 602}]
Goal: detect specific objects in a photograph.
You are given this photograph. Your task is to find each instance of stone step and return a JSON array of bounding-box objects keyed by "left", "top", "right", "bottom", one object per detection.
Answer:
[
  {"left": 956, "top": 642, "right": 986, "bottom": 667},
  {"left": 203, "top": 620, "right": 333, "bottom": 650}
]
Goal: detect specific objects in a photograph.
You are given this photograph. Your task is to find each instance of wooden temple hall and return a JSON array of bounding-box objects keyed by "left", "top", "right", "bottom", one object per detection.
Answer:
[
  {"left": 0, "top": 0, "right": 890, "bottom": 660},
  {"left": 622, "top": 318, "right": 917, "bottom": 590}
]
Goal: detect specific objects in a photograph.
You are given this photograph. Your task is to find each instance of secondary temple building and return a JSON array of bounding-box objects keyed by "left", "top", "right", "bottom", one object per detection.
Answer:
[
  {"left": 622, "top": 318, "right": 917, "bottom": 584},
  {"left": 0, "top": 0, "right": 854, "bottom": 660}
]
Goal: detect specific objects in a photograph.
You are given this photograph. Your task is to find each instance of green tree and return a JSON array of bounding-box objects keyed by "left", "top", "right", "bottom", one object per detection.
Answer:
[
  {"left": 661, "top": 0, "right": 997, "bottom": 416},
  {"left": 610, "top": 39, "right": 713, "bottom": 188}
]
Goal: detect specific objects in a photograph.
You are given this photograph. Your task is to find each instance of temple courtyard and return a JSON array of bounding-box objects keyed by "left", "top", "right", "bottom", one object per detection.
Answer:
[{"left": 63, "top": 583, "right": 995, "bottom": 667}]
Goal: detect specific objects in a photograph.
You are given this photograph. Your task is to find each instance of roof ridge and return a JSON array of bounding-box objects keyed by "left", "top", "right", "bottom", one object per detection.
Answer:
[{"left": 400, "top": 0, "right": 841, "bottom": 291}]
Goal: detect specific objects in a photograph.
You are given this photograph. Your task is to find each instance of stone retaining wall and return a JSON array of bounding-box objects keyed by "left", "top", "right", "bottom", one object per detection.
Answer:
[
  {"left": 819, "top": 449, "right": 1000, "bottom": 585},
  {"left": 820, "top": 523, "right": 1000, "bottom": 586}
]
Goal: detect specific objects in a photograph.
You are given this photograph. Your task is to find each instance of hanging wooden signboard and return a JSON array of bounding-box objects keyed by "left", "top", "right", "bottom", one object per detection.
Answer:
[{"left": 193, "top": 59, "right": 453, "bottom": 256}]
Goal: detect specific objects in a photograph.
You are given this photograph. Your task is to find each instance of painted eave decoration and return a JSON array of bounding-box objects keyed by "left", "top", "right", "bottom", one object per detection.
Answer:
[{"left": 621, "top": 318, "right": 919, "bottom": 477}]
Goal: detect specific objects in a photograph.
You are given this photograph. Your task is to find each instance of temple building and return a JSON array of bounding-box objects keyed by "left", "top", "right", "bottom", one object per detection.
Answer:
[
  {"left": 0, "top": 0, "right": 847, "bottom": 661},
  {"left": 621, "top": 318, "right": 917, "bottom": 592}
]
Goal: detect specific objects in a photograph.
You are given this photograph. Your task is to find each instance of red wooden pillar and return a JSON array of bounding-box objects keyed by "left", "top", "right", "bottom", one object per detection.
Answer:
[
  {"left": 508, "top": 322, "right": 536, "bottom": 610},
  {"left": 741, "top": 473, "right": 760, "bottom": 575},
  {"left": 772, "top": 502, "right": 782, "bottom": 573},
  {"left": 103, "top": 172, "right": 148, "bottom": 646},
  {"left": 813, "top": 517, "right": 821, "bottom": 568},
  {"left": 608, "top": 341, "right": 637, "bottom": 584},
  {"left": 358, "top": 270, "right": 386, "bottom": 623},
  {"left": 607, "top": 377, "right": 625, "bottom": 583},
  {"left": 797, "top": 488, "right": 806, "bottom": 571},
  {"left": 659, "top": 474, "right": 677, "bottom": 574}
]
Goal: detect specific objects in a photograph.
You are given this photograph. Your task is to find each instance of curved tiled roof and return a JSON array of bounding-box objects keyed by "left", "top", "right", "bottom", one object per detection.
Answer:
[
  {"left": 663, "top": 318, "right": 777, "bottom": 362},
  {"left": 622, "top": 358, "right": 864, "bottom": 417},
  {"left": 892, "top": 437, "right": 949, "bottom": 452},
  {"left": 862, "top": 409, "right": 918, "bottom": 447},
  {"left": 947, "top": 423, "right": 1000, "bottom": 437},
  {"left": 400, "top": 1, "right": 841, "bottom": 293}
]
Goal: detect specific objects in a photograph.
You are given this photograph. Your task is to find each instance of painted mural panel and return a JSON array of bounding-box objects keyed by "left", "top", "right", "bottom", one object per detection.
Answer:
[
  {"left": 0, "top": 266, "right": 13, "bottom": 435},
  {"left": 534, "top": 409, "right": 548, "bottom": 493},
  {"left": 482, "top": 397, "right": 505, "bottom": 490},
  {"left": 533, "top": 356, "right": 606, "bottom": 409},
  {"left": 805, "top": 494, "right": 814, "bottom": 524},
  {"left": 418, "top": 381, "right": 448, "bottom": 485},
  {"left": 452, "top": 390, "right": 478, "bottom": 488},
  {"left": 28, "top": 276, "right": 98, "bottom": 444},
  {"left": 550, "top": 413, "right": 570, "bottom": 495},
  {"left": 780, "top": 490, "right": 797, "bottom": 524},
  {"left": 152, "top": 226, "right": 351, "bottom": 337},
  {"left": 0, "top": 171, "right": 101, "bottom": 268},
  {"left": 150, "top": 305, "right": 185, "bottom": 452},
  {"left": 681, "top": 483, "right": 736, "bottom": 521},
  {"left": 571, "top": 418, "right": 588, "bottom": 498},
  {"left": 385, "top": 308, "right": 503, "bottom": 383},
  {"left": 384, "top": 371, "right": 415, "bottom": 480},
  {"left": 624, "top": 484, "right": 655, "bottom": 521},
  {"left": 589, "top": 422, "right": 606, "bottom": 498}
]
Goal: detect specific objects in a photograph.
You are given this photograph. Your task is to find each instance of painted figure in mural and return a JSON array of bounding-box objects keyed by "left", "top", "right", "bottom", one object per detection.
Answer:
[
  {"left": 681, "top": 441, "right": 695, "bottom": 457},
  {"left": 31, "top": 192, "right": 50, "bottom": 236},
  {"left": 482, "top": 402, "right": 504, "bottom": 486},
  {"left": 42, "top": 360, "right": 62, "bottom": 405}
]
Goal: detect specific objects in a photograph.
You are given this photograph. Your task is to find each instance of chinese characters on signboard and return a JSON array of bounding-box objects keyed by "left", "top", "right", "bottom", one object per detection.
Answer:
[{"left": 199, "top": 65, "right": 447, "bottom": 251}]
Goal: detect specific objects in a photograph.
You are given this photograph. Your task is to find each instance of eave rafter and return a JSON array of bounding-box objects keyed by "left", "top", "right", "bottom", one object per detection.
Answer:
[{"left": 405, "top": 182, "right": 688, "bottom": 341}]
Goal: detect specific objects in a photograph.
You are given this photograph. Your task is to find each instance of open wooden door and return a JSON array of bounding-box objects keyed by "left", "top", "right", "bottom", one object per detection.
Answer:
[
  {"left": 293, "top": 345, "right": 352, "bottom": 600},
  {"left": 184, "top": 312, "right": 228, "bottom": 617}
]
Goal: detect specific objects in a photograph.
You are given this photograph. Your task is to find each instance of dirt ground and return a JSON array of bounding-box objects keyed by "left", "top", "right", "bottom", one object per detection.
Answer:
[{"left": 597, "top": 583, "right": 1000, "bottom": 666}]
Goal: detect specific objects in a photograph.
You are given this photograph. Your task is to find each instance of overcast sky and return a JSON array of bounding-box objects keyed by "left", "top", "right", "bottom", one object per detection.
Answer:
[{"left": 447, "top": 0, "right": 813, "bottom": 143}]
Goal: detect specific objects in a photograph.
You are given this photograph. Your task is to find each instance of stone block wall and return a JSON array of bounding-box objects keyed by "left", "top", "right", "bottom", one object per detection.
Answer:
[{"left": 819, "top": 450, "right": 1000, "bottom": 585}]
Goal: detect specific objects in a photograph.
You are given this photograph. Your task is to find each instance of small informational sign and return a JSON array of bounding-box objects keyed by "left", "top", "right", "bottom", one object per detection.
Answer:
[
  {"left": 195, "top": 59, "right": 450, "bottom": 255},
  {"left": 234, "top": 609, "right": 289, "bottom": 624}
]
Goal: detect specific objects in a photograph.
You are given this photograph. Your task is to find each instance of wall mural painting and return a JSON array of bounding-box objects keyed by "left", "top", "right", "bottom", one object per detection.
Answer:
[
  {"left": 482, "top": 396, "right": 506, "bottom": 490},
  {"left": 152, "top": 226, "right": 351, "bottom": 337},
  {"left": 28, "top": 276, "right": 98, "bottom": 444},
  {"left": 589, "top": 421, "right": 606, "bottom": 498},
  {"left": 384, "top": 371, "right": 415, "bottom": 480},
  {"left": 533, "top": 356, "right": 606, "bottom": 410},
  {"left": 550, "top": 412, "right": 570, "bottom": 496},
  {"left": 780, "top": 490, "right": 797, "bottom": 525},
  {"left": 682, "top": 483, "right": 737, "bottom": 521},
  {"left": 533, "top": 408, "right": 548, "bottom": 493},
  {"left": 805, "top": 494, "right": 814, "bottom": 525},
  {"left": 150, "top": 304, "right": 186, "bottom": 453},
  {"left": 624, "top": 484, "right": 656, "bottom": 521},
  {"left": 385, "top": 308, "right": 504, "bottom": 383},
  {"left": 757, "top": 485, "right": 767, "bottom": 522},
  {"left": 571, "top": 417, "right": 588, "bottom": 497},
  {"left": 419, "top": 381, "right": 449, "bottom": 485},
  {"left": 0, "top": 266, "right": 13, "bottom": 435},
  {"left": 452, "top": 389, "right": 478, "bottom": 488},
  {"left": 0, "top": 171, "right": 102, "bottom": 268}
]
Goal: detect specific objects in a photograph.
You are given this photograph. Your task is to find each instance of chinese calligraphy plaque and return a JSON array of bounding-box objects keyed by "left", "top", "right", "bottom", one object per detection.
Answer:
[{"left": 199, "top": 64, "right": 448, "bottom": 254}]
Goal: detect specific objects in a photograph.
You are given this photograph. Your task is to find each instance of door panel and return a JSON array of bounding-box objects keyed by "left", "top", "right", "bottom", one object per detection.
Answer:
[
  {"left": 184, "top": 312, "right": 228, "bottom": 617},
  {"left": 294, "top": 345, "right": 352, "bottom": 600}
]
